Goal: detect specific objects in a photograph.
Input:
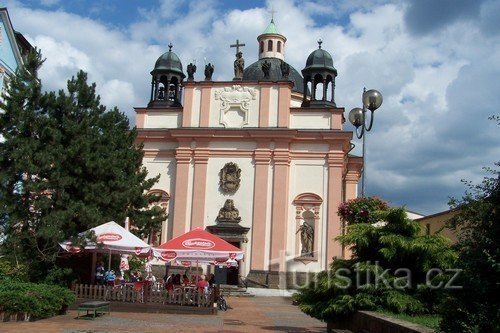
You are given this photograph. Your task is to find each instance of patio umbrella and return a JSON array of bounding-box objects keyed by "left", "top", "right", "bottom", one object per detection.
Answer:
[
  {"left": 59, "top": 221, "right": 152, "bottom": 270},
  {"left": 153, "top": 227, "right": 243, "bottom": 265}
]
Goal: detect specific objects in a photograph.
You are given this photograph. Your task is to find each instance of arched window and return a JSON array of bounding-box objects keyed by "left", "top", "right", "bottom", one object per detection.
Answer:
[
  {"left": 146, "top": 189, "right": 170, "bottom": 245},
  {"left": 268, "top": 40, "right": 273, "bottom": 51},
  {"left": 260, "top": 41, "right": 264, "bottom": 53},
  {"left": 277, "top": 41, "right": 282, "bottom": 53}
]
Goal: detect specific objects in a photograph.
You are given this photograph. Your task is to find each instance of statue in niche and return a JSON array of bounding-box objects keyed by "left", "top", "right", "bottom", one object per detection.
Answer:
[
  {"left": 204, "top": 63, "right": 214, "bottom": 81},
  {"left": 297, "top": 222, "right": 314, "bottom": 256},
  {"left": 280, "top": 60, "right": 290, "bottom": 80},
  {"left": 262, "top": 60, "right": 271, "bottom": 79},
  {"left": 219, "top": 162, "right": 241, "bottom": 193},
  {"left": 187, "top": 62, "right": 196, "bottom": 81},
  {"left": 217, "top": 199, "right": 241, "bottom": 222}
]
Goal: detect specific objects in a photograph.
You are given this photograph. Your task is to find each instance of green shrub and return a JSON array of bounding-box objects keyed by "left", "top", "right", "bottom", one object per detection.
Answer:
[
  {"left": 0, "top": 281, "right": 75, "bottom": 320},
  {"left": 0, "top": 258, "right": 28, "bottom": 282}
]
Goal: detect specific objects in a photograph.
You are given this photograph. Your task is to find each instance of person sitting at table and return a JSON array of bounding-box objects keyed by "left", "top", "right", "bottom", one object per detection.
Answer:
[
  {"left": 115, "top": 273, "right": 124, "bottom": 284},
  {"left": 196, "top": 274, "right": 209, "bottom": 294},
  {"left": 208, "top": 273, "right": 215, "bottom": 287},
  {"left": 173, "top": 273, "right": 181, "bottom": 286},
  {"left": 129, "top": 271, "right": 138, "bottom": 282},
  {"left": 146, "top": 272, "right": 156, "bottom": 283},
  {"left": 104, "top": 269, "right": 116, "bottom": 285},
  {"left": 182, "top": 274, "right": 190, "bottom": 286}
]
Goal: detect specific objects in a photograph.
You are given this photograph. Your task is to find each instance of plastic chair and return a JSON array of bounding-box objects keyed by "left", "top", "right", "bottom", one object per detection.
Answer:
[{"left": 133, "top": 282, "right": 145, "bottom": 303}]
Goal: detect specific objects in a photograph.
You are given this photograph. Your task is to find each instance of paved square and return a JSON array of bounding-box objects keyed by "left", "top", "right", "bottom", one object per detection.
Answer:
[{"left": 0, "top": 296, "right": 327, "bottom": 332}]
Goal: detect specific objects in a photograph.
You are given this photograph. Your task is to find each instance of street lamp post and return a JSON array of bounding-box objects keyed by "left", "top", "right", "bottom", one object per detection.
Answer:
[{"left": 348, "top": 88, "right": 383, "bottom": 197}]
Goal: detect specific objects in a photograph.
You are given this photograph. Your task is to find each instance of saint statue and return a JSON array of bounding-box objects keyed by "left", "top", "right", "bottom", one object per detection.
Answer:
[
  {"left": 187, "top": 62, "right": 196, "bottom": 81},
  {"left": 233, "top": 52, "right": 244, "bottom": 80},
  {"left": 280, "top": 60, "right": 290, "bottom": 80},
  {"left": 262, "top": 60, "right": 271, "bottom": 79},
  {"left": 204, "top": 63, "right": 214, "bottom": 81},
  {"left": 297, "top": 222, "right": 314, "bottom": 256}
]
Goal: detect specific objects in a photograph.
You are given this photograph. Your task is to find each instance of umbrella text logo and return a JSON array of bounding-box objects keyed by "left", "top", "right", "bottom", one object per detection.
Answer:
[
  {"left": 182, "top": 238, "right": 215, "bottom": 249},
  {"left": 161, "top": 251, "right": 177, "bottom": 261},
  {"left": 98, "top": 233, "right": 122, "bottom": 242}
]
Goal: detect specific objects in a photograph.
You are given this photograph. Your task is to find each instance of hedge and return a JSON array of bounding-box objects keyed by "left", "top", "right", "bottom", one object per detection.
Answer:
[{"left": 0, "top": 281, "right": 75, "bottom": 320}]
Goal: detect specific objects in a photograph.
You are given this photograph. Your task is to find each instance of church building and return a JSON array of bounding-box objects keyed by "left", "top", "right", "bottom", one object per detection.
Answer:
[{"left": 135, "top": 19, "right": 362, "bottom": 288}]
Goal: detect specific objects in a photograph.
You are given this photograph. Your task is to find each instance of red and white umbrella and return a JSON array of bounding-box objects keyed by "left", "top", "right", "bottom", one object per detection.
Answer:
[
  {"left": 153, "top": 227, "right": 243, "bottom": 265},
  {"left": 59, "top": 221, "right": 152, "bottom": 270}
]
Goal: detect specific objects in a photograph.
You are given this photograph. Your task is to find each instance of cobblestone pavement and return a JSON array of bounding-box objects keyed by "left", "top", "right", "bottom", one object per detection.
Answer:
[{"left": 0, "top": 296, "right": 327, "bottom": 333}]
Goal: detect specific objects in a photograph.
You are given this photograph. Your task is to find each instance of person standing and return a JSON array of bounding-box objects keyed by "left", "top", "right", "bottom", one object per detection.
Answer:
[{"left": 96, "top": 262, "right": 105, "bottom": 285}]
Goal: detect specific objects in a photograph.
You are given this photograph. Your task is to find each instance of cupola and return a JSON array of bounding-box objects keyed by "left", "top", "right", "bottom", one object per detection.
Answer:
[
  {"left": 257, "top": 19, "right": 286, "bottom": 61},
  {"left": 148, "top": 43, "right": 186, "bottom": 108},
  {"left": 301, "top": 40, "right": 338, "bottom": 107}
]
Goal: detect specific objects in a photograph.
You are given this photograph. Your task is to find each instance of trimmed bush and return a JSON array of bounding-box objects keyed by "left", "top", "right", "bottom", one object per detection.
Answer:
[{"left": 0, "top": 281, "right": 75, "bottom": 320}]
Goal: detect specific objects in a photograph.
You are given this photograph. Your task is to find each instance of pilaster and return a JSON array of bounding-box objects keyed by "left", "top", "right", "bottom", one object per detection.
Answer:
[
  {"left": 326, "top": 142, "right": 345, "bottom": 266},
  {"left": 172, "top": 139, "right": 192, "bottom": 237},
  {"left": 269, "top": 140, "right": 291, "bottom": 272},
  {"left": 250, "top": 141, "right": 272, "bottom": 271},
  {"left": 190, "top": 139, "right": 210, "bottom": 230}
]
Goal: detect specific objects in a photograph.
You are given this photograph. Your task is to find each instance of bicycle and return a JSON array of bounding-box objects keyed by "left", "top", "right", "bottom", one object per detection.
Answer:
[{"left": 217, "top": 293, "right": 228, "bottom": 311}]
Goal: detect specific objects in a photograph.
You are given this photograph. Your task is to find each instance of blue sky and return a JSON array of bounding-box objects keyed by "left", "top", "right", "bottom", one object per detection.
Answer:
[{"left": 4, "top": 0, "right": 500, "bottom": 215}]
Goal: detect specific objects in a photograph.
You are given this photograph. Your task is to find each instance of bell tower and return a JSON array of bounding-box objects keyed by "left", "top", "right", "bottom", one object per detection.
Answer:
[{"left": 148, "top": 43, "right": 186, "bottom": 108}]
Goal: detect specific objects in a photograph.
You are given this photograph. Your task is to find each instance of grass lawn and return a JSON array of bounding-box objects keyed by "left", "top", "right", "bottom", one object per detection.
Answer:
[{"left": 377, "top": 310, "right": 441, "bottom": 330}]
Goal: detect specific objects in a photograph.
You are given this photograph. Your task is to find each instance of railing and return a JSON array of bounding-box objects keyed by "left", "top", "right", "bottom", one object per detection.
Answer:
[{"left": 72, "top": 283, "right": 215, "bottom": 308}]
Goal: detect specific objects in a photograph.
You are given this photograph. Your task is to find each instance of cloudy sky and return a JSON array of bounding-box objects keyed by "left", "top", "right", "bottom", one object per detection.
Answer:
[{"left": 4, "top": 0, "right": 499, "bottom": 215}]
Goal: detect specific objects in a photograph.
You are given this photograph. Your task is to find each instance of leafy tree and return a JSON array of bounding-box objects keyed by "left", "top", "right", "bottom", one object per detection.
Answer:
[
  {"left": 439, "top": 158, "right": 499, "bottom": 330},
  {"left": 0, "top": 50, "right": 166, "bottom": 280},
  {"left": 294, "top": 197, "right": 456, "bottom": 322}
]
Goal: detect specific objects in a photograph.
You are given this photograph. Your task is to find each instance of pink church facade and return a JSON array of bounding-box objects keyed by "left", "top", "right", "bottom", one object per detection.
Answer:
[{"left": 135, "top": 21, "right": 362, "bottom": 288}]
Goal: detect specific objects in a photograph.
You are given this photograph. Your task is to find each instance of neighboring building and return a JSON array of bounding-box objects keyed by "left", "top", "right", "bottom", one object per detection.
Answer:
[
  {"left": 406, "top": 210, "right": 424, "bottom": 220},
  {"left": 0, "top": 8, "right": 33, "bottom": 100},
  {"left": 135, "top": 19, "right": 363, "bottom": 288},
  {"left": 415, "top": 209, "right": 458, "bottom": 243}
]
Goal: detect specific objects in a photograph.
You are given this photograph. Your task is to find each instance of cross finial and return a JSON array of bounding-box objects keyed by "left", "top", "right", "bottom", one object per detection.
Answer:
[
  {"left": 230, "top": 39, "right": 246, "bottom": 55},
  {"left": 269, "top": 7, "right": 277, "bottom": 21},
  {"left": 168, "top": 43, "right": 173, "bottom": 51},
  {"left": 318, "top": 39, "right": 323, "bottom": 49}
]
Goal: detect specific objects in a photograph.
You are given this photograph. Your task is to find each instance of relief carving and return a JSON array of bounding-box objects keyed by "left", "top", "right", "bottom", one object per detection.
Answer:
[
  {"left": 219, "top": 162, "right": 241, "bottom": 193},
  {"left": 214, "top": 85, "right": 257, "bottom": 127},
  {"left": 216, "top": 199, "right": 241, "bottom": 222}
]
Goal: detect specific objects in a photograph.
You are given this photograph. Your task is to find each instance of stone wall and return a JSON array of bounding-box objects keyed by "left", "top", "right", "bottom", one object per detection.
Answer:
[{"left": 327, "top": 311, "right": 434, "bottom": 333}]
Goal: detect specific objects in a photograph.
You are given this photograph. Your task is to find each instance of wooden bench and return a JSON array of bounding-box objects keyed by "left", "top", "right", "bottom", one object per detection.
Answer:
[{"left": 77, "top": 301, "right": 110, "bottom": 320}]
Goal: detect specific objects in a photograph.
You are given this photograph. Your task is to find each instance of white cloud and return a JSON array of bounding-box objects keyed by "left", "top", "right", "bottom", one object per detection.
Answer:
[{"left": 3, "top": 0, "right": 499, "bottom": 214}]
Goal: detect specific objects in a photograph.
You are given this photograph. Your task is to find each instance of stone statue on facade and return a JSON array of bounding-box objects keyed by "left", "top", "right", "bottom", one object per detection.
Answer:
[
  {"left": 297, "top": 222, "right": 314, "bottom": 256},
  {"left": 217, "top": 199, "right": 241, "bottom": 222},
  {"left": 187, "top": 62, "right": 196, "bottom": 81},
  {"left": 280, "top": 60, "right": 290, "bottom": 80},
  {"left": 262, "top": 60, "right": 271, "bottom": 79},
  {"left": 219, "top": 162, "right": 241, "bottom": 193},
  {"left": 233, "top": 51, "right": 245, "bottom": 80},
  {"left": 204, "top": 63, "right": 214, "bottom": 81}
]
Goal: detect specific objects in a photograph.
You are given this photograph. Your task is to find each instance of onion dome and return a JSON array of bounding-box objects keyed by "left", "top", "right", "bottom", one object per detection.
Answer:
[
  {"left": 301, "top": 40, "right": 338, "bottom": 107},
  {"left": 303, "top": 41, "right": 337, "bottom": 75},
  {"left": 151, "top": 44, "right": 185, "bottom": 78},
  {"left": 243, "top": 59, "right": 305, "bottom": 94}
]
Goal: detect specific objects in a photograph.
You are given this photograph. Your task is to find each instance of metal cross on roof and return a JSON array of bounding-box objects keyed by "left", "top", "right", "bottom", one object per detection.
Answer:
[
  {"left": 230, "top": 39, "right": 246, "bottom": 55},
  {"left": 269, "top": 7, "right": 277, "bottom": 20},
  {"left": 318, "top": 39, "right": 323, "bottom": 49},
  {"left": 168, "top": 42, "right": 173, "bottom": 51}
]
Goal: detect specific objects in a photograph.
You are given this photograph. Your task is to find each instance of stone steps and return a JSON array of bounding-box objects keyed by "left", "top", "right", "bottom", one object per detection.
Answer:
[{"left": 219, "top": 284, "right": 254, "bottom": 297}]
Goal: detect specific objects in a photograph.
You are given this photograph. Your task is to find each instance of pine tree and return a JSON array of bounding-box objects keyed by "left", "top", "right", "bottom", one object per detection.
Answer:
[
  {"left": 294, "top": 197, "right": 456, "bottom": 322},
  {"left": 0, "top": 50, "right": 166, "bottom": 279}
]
